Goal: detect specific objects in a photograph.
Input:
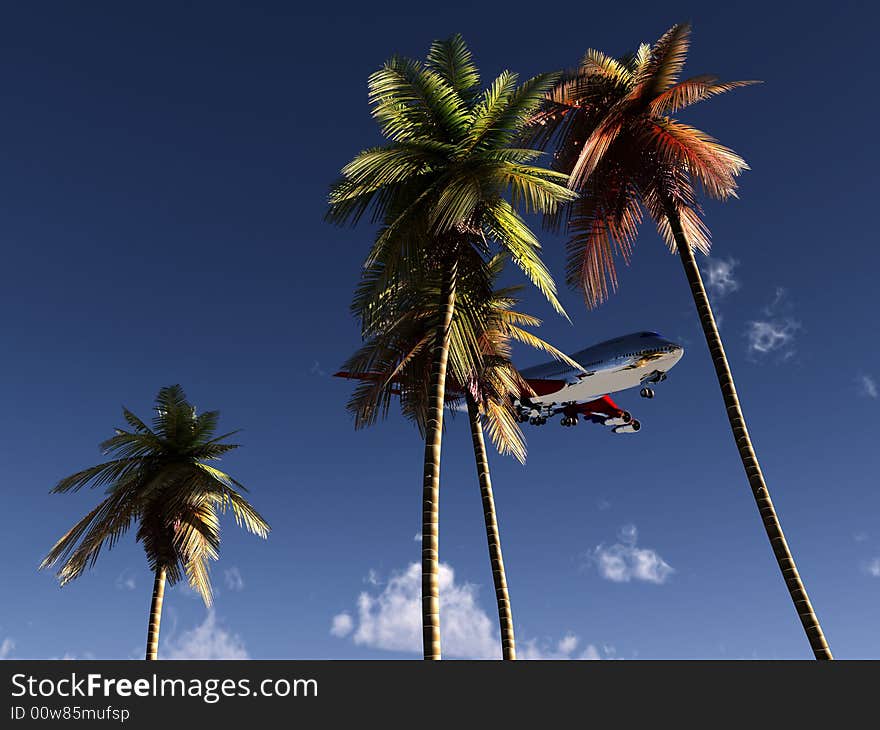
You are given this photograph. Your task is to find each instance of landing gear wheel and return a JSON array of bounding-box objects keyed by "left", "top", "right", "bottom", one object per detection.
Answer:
[
  {"left": 640, "top": 387, "right": 655, "bottom": 399},
  {"left": 561, "top": 417, "right": 570, "bottom": 427}
]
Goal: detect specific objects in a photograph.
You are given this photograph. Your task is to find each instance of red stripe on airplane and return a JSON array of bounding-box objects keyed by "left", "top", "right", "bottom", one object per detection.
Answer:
[{"left": 523, "top": 378, "right": 567, "bottom": 397}]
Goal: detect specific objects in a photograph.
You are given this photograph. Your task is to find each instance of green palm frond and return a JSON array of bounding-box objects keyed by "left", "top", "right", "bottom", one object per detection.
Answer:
[
  {"left": 329, "top": 35, "right": 574, "bottom": 325},
  {"left": 426, "top": 34, "right": 480, "bottom": 100},
  {"left": 343, "top": 254, "right": 578, "bottom": 460},
  {"left": 41, "top": 386, "right": 269, "bottom": 606}
]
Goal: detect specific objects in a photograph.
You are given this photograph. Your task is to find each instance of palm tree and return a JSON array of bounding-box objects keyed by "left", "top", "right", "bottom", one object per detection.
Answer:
[
  {"left": 40, "top": 385, "right": 269, "bottom": 660},
  {"left": 529, "top": 23, "right": 832, "bottom": 659},
  {"left": 327, "top": 34, "right": 576, "bottom": 659},
  {"left": 343, "top": 255, "right": 579, "bottom": 659}
]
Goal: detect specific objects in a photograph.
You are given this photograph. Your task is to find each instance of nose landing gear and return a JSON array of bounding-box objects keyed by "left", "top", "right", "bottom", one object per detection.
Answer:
[{"left": 640, "top": 387, "right": 655, "bottom": 399}]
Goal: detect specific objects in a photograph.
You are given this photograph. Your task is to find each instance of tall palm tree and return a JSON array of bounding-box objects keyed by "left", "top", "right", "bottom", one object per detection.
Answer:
[
  {"left": 327, "top": 34, "right": 575, "bottom": 659},
  {"left": 40, "top": 385, "right": 269, "bottom": 660},
  {"left": 529, "top": 23, "right": 832, "bottom": 659},
  {"left": 343, "top": 255, "right": 579, "bottom": 659}
]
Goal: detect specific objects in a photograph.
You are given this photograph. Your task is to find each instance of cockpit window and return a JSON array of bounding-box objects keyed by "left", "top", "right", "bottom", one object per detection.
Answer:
[{"left": 640, "top": 331, "right": 660, "bottom": 337}]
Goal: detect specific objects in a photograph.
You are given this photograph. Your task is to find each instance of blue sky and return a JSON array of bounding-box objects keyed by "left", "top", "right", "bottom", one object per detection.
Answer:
[{"left": 1, "top": 1, "right": 878, "bottom": 660}]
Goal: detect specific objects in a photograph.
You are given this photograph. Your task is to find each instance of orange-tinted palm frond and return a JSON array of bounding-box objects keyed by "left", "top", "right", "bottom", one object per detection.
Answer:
[
  {"left": 654, "top": 203, "right": 711, "bottom": 254},
  {"left": 568, "top": 114, "right": 623, "bottom": 190},
  {"left": 650, "top": 76, "right": 761, "bottom": 116},
  {"left": 639, "top": 23, "right": 692, "bottom": 98},
  {"left": 565, "top": 166, "right": 642, "bottom": 307},
  {"left": 638, "top": 117, "right": 748, "bottom": 199},
  {"left": 580, "top": 49, "right": 633, "bottom": 88},
  {"left": 644, "top": 181, "right": 711, "bottom": 254}
]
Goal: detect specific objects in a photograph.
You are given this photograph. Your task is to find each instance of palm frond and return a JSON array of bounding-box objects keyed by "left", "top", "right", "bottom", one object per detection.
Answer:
[
  {"left": 649, "top": 76, "right": 761, "bottom": 116},
  {"left": 426, "top": 34, "right": 480, "bottom": 100}
]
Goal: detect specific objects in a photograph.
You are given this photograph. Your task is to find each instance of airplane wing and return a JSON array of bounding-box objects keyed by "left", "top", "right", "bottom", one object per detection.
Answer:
[
  {"left": 563, "top": 396, "right": 641, "bottom": 433},
  {"left": 520, "top": 394, "right": 642, "bottom": 434}
]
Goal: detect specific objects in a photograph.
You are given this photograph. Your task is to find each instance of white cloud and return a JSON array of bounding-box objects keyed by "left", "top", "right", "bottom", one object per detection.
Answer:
[
  {"left": 866, "top": 559, "right": 880, "bottom": 578},
  {"left": 310, "top": 360, "right": 327, "bottom": 377},
  {"left": 114, "top": 570, "right": 136, "bottom": 591},
  {"left": 224, "top": 567, "right": 244, "bottom": 592},
  {"left": 334, "top": 564, "right": 612, "bottom": 660},
  {"left": 746, "top": 288, "right": 799, "bottom": 360},
  {"left": 0, "top": 638, "right": 15, "bottom": 660},
  {"left": 746, "top": 320, "right": 799, "bottom": 358},
  {"left": 365, "top": 569, "right": 380, "bottom": 586},
  {"left": 345, "top": 562, "right": 498, "bottom": 658},
  {"left": 517, "top": 635, "right": 619, "bottom": 660},
  {"left": 591, "top": 525, "right": 673, "bottom": 584},
  {"left": 330, "top": 612, "right": 354, "bottom": 638},
  {"left": 162, "top": 611, "right": 248, "bottom": 659},
  {"left": 48, "top": 651, "right": 96, "bottom": 661},
  {"left": 703, "top": 257, "right": 740, "bottom": 299},
  {"left": 413, "top": 532, "right": 422, "bottom": 542},
  {"left": 858, "top": 375, "right": 878, "bottom": 399}
]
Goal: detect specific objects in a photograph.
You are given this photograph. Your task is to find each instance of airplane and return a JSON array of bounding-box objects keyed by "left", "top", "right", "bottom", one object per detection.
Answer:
[
  {"left": 514, "top": 331, "right": 684, "bottom": 434},
  {"left": 335, "top": 331, "right": 684, "bottom": 435}
]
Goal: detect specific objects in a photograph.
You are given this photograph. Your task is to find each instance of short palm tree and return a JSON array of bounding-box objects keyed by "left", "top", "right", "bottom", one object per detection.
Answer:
[
  {"left": 40, "top": 385, "right": 269, "bottom": 660},
  {"left": 328, "top": 34, "right": 575, "bottom": 659},
  {"left": 529, "top": 23, "right": 832, "bottom": 658},
  {"left": 344, "top": 255, "right": 578, "bottom": 659}
]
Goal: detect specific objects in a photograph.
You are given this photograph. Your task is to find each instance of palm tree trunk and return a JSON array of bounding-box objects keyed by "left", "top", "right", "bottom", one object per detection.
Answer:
[
  {"left": 421, "top": 259, "right": 457, "bottom": 660},
  {"left": 145, "top": 566, "right": 167, "bottom": 660},
  {"left": 666, "top": 206, "right": 832, "bottom": 660},
  {"left": 466, "top": 394, "right": 516, "bottom": 660}
]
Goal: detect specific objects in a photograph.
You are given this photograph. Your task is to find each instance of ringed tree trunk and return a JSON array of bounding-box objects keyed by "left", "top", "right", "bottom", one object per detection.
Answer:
[
  {"left": 666, "top": 206, "right": 833, "bottom": 660},
  {"left": 421, "top": 259, "right": 458, "bottom": 660},
  {"left": 466, "top": 394, "right": 516, "bottom": 660},
  {"left": 145, "top": 566, "right": 167, "bottom": 660}
]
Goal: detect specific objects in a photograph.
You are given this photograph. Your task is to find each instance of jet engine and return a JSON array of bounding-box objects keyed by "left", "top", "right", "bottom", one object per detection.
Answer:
[
  {"left": 603, "top": 411, "right": 632, "bottom": 427},
  {"left": 612, "top": 420, "right": 641, "bottom": 434}
]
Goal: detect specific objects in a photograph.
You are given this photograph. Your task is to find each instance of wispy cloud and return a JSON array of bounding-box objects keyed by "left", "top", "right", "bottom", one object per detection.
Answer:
[
  {"left": 701, "top": 257, "right": 740, "bottom": 330},
  {"left": 330, "top": 613, "right": 354, "bottom": 638},
  {"left": 591, "top": 524, "right": 674, "bottom": 584},
  {"left": 865, "top": 558, "right": 880, "bottom": 578},
  {"left": 162, "top": 611, "right": 248, "bottom": 659},
  {"left": 114, "top": 569, "right": 136, "bottom": 592},
  {"left": 518, "top": 634, "right": 615, "bottom": 660},
  {"left": 0, "top": 638, "right": 15, "bottom": 660},
  {"left": 332, "top": 563, "right": 609, "bottom": 660},
  {"left": 703, "top": 257, "right": 740, "bottom": 299},
  {"left": 310, "top": 361, "right": 327, "bottom": 377},
  {"left": 224, "top": 567, "right": 244, "bottom": 592},
  {"left": 746, "top": 320, "right": 799, "bottom": 357},
  {"left": 858, "top": 374, "right": 878, "bottom": 399},
  {"left": 746, "top": 288, "right": 800, "bottom": 361}
]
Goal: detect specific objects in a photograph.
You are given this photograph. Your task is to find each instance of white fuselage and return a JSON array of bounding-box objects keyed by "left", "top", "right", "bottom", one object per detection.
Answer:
[{"left": 518, "top": 331, "right": 684, "bottom": 406}]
